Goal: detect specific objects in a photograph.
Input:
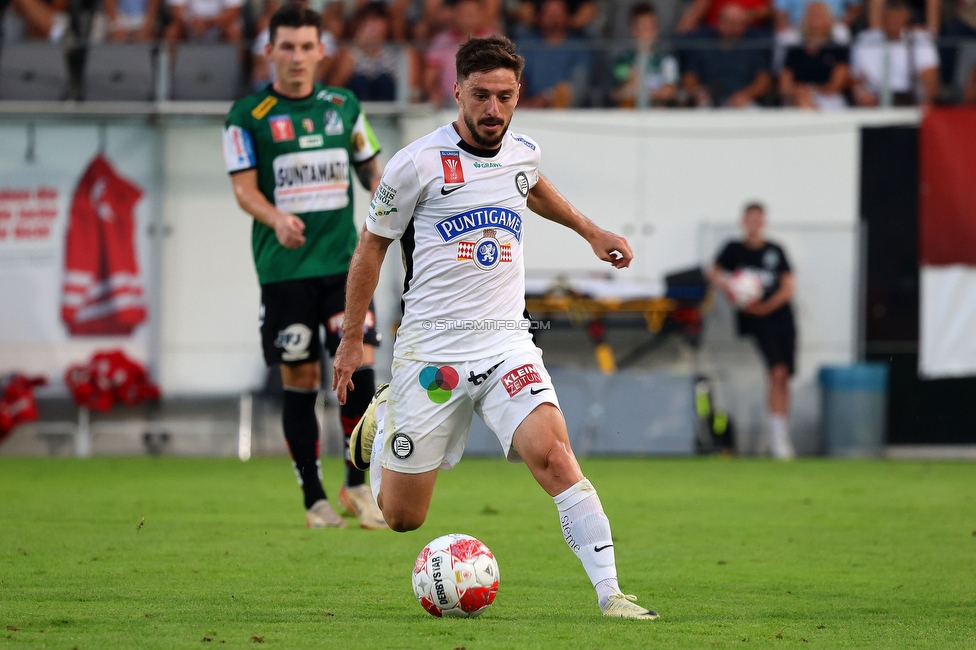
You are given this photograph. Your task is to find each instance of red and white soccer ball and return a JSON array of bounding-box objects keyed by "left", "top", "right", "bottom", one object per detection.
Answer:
[
  {"left": 412, "top": 534, "right": 499, "bottom": 618},
  {"left": 726, "top": 269, "right": 764, "bottom": 307}
]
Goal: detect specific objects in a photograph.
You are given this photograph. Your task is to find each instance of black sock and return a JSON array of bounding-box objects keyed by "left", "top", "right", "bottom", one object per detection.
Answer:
[
  {"left": 282, "top": 388, "right": 326, "bottom": 510},
  {"left": 340, "top": 366, "right": 375, "bottom": 488}
]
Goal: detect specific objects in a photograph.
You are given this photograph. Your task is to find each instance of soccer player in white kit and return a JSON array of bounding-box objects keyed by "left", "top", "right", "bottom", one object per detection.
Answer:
[{"left": 333, "top": 35, "right": 658, "bottom": 619}]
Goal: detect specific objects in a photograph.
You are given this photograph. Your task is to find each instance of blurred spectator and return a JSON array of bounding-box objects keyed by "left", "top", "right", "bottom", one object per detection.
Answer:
[
  {"left": 779, "top": 1, "right": 850, "bottom": 108},
  {"left": 424, "top": 0, "right": 495, "bottom": 106},
  {"left": 850, "top": 0, "right": 938, "bottom": 106},
  {"left": 680, "top": 3, "right": 772, "bottom": 106},
  {"left": 418, "top": 0, "right": 501, "bottom": 41},
  {"left": 964, "top": 62, "right": 976, "bottom": 102},
  {"left": 329, "top": 2, "right": 418, "bottom": 101},
  {"left": 253, "top": 0, "right": 337, "bottom": 89},
  {"left": 868, "top": 0, "right": 938, "bottom": 32},
  {"left": 164, "top": 0, "right": 243, "bottom": 41},
  {"left": 611, "top": 2, "right": 679, "bottom": 107},
  {"left": 773, "top": 0, "right": 858, "bottom": 40},
  {"left": 4, "top": 0, "right": 69, "bottom": 41},
  {"left": 675, "top": 0, "right": 772, "bottom": 34},
  {"left": 510, "top": 0, "right": 597, "bottom": 38},
  {"left": 939, "top": 0, "right": 976, "bottom": 87},
  {"left": 518, "top": 0, "right": 592, "bottom": 107},
  {"left": 104, "top": 0, "right": 160, "bottom": 41}
]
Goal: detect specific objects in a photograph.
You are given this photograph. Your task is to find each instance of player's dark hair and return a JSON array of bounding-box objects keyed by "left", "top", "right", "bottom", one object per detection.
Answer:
[
  {"left": 630, "top": 2, "right": 657, "bottom": 20},
  {"left": 269, "top": 2, "right": 322, "bottom": 44},
  {"left": 743, "top": 201, "right": 766, "bottom": 214},
  {"left": 456, "top": 35, "right": 525, "bottom": 82}
]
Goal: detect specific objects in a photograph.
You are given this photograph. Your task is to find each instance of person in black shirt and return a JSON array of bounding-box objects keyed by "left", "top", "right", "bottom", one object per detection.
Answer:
[
  {"left": 709, "top": 202, "right": 797, "bottom": 459},
  {"left": 779, "top": 2, "right": 850, "bottom": 109}
]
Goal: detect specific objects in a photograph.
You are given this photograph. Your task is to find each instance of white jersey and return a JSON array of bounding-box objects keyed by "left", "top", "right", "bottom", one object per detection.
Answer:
[{"left": 366, "top": 123, "right": 542, "bottom": 362}]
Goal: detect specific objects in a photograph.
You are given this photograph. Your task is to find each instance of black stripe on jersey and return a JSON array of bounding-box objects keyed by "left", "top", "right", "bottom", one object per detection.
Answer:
[
  {"left": 456, "top": 138, "right": 501, "bottom": 158},
  {"left": 399, "top": 217, "right": 416, "bottom": 318}
]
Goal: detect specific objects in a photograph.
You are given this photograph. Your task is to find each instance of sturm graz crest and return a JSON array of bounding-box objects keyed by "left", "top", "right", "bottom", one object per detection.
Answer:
[
  {"left": 456, "top": 228, "right": 512, "bottom": 270},
  {"left": 474, "top": 236, "right": 500, "bottom": 271},
  {"left": 515, "top": 171, "right": 529, "bottom": 198}
]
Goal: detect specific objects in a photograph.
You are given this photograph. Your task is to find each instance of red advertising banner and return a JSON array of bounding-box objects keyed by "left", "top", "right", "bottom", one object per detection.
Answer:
[{"left": 919, "top": 108, "right": 976, "bottom": 266}]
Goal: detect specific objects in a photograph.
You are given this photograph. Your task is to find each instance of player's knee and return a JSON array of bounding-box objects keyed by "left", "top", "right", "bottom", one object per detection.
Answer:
[
  {"left": 543, "top": 440, "right": 578, "bottom": 476},
  {"left": 384, "top": 510, "right": 426, "bottom": 533},
  {"left": 281, "top": 363, "right": 320, "bottom": 391}
]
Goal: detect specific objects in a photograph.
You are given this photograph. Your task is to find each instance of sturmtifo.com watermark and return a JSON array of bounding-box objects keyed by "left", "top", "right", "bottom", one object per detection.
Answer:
[{"left": 421, "top": 319, "right": 551, "bottom": 331}]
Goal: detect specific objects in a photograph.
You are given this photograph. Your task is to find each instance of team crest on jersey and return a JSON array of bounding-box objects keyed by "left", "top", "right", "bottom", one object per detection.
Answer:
[
  {"left": 302, "top": 118, "right": 315, "bottom": 133},
  {"left": 457, "top": 229, "right": 512, "bottom": 271},
  {"left": 763, "top": 248, "right": 779, "bottom": 269},
  {"left": 440, "top": 150, "right": 464, "bottom": 184},
  {"left": 324, "top": 110, "right": 344, "bottom": 136},
  {"left": 515, "top": 172, "right": 529, "bottom": 198},
  {"left": 269, "top": 115, "right": 295, "bottom": 142}
]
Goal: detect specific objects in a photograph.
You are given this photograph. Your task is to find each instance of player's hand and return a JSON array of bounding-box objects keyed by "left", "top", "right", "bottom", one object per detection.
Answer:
[
  {"left": 589, "top": 229, "right": 633, "bottom": 269},
  {"left": 332, "top": 337, "right": 364, "bottom": 405},
  {"left": 274, "top": 214, "right": 306, "bottom": 249},
  {"left": 741, "top": 300, "right": 771, "bottom": 317}
]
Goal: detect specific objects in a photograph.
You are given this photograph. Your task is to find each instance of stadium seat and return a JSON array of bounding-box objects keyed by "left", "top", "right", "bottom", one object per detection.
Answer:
[
  {"left": 170, "top": 43, "right": 242, "bottom": 101},
  {"left": 0, "top": 43, "right": 68, "bottom": 101},
  {"left": 84, "top": 43, "right": 156, "bottom": 102}
]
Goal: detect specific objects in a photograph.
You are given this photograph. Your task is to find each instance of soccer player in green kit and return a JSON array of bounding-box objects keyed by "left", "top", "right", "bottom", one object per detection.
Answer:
[{"left": 223, "top": 2, "right": 386, "bottom": 529}]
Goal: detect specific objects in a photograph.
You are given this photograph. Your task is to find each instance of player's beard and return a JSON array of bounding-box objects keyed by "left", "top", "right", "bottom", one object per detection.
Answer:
[{"left": 463, "top": 111, "right": 509, "bottom": 149}]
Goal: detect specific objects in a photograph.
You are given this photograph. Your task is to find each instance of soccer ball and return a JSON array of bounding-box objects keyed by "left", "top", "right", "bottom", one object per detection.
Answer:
[
  {"left": 726, "top": 269, "right": 764, "bottom": 307},
  {"left": 412, "top": 533, "right": 499, "bottom": 618}
]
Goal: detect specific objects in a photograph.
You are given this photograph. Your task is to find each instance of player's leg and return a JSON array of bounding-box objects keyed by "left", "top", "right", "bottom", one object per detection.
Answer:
[
  {"left": 262, "top": 280, "right": 344, "bottom": 528},
  {"left": 354, "top": 358, "right": 473, "bottom": 532},
  {"left": 323, "top": 284, "right": 386, "bottom": 528},
  {"left": 483, "top": 352, "right": 657, "bottom": 619},
  {"left": 757, "top": 319, "right": 796, "bottom": 460},
  {"left": 376, "top": 468, "right": 439, "bottom": 532}
]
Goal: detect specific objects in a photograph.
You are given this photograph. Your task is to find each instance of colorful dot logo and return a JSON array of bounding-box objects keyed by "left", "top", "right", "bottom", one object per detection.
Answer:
[{"left": 419, "top": 365, "right": 459, "bottom": 404}]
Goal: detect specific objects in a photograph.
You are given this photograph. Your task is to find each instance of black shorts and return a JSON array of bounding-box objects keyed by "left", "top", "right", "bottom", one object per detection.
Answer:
[
  {"left": 739, "top": 308, "right": 796, "bottom": 375},
  {"left": 260, "top": 274, "right": 381, "bottom": 367}
]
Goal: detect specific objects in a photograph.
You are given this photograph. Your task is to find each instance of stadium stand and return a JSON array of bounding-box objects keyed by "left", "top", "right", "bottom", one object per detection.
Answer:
[{"left": 83, "top": 42, "right": 156, "bottom": 100}]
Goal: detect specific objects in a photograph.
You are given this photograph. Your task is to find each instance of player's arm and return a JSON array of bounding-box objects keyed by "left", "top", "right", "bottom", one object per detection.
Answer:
[
  {"left": 527, "top": 173, "right": 633, "bottom": 269},
  {"left": 229, "top": 170, "right": 306, "bottom": 249},
  {"left": 743, "top": 271, "right": 795, "bottom": 317},
  {"left": 353, "top": 157, "right": 382, "bottom": 195},
  {"left": 332, "top": 228, "right": 393, "bottom": 403}
]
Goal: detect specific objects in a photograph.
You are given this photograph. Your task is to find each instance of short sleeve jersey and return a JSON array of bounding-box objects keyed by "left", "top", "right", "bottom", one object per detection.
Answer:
[
  {"left": 366, "top": 125, "right": 542, "bottom": 362},
  {"left": 716, "top": 240, "right": 794, "bottom": 322},
  {"left": 223, "top": 85, "right": 380, "bottom": 285}
]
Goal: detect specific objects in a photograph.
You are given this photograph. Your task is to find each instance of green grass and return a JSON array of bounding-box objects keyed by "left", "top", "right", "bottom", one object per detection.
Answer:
[{"left": 1, "top": 457, "right": 974, "bottom": 649}]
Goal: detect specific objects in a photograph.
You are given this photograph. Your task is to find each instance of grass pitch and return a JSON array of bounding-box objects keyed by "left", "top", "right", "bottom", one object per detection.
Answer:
[{"left": 1, "top": 456, "right": 974, "bottom": 649}]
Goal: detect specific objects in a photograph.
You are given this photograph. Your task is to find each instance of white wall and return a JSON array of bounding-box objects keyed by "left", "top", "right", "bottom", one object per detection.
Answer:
[{"left": 156, "top": 109, "right": 919, "bottom": 402}]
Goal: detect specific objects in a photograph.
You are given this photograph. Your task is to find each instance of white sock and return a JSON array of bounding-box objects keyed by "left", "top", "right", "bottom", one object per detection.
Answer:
[
  {"left": 368, "top": 403, "right": 386, "bottom": 505},
  {"left": 770, "top": 413, "right": 794, "bottom": 459},
  {"left": 553, "top": 478, "right": 621, "bottom": 609}
]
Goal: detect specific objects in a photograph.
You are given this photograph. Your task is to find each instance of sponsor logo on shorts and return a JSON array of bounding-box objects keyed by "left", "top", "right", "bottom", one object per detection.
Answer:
[
  {"left": 467, "top": 360, "right": 504, "bottom": 386},
  {"left": 502, "top": 363, "right": 543, "bottom": 397},
  {"left": 419, "top": 365, "right": 459, "bottom": 404},
  {"left": 456, "top": 229, "right": 512, "bottom": 270},
  {"left": 391, "top": 433, "right": 414, "bottom": 459},
  {"left": 326, "top": 311, "right": 375, "bottom": 336},
  {"left": 275, "top": 323, "right": 312, "bottom": 361},
  {"left": 269, "top": 115, "right": 295, "bottom": 142}
]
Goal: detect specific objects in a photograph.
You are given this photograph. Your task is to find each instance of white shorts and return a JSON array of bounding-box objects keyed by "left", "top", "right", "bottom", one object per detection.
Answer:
[{"left": 377, "top": 346, "right": 560, "bottom": 474}]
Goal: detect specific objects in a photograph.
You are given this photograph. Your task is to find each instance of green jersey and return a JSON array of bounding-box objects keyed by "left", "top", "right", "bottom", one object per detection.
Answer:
[{"left": 223, "top": 84, "right": 380, "bottom": 285}]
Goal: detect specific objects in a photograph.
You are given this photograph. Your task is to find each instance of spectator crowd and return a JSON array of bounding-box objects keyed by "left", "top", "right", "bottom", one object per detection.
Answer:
[{"left": 3, "top": 0, "right": 976, "bottom": 106}]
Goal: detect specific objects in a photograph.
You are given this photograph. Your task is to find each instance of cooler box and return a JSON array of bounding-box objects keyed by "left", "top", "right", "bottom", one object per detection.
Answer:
[{"left": 818, "top": 364, "right": 889, "bottom": 457}]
